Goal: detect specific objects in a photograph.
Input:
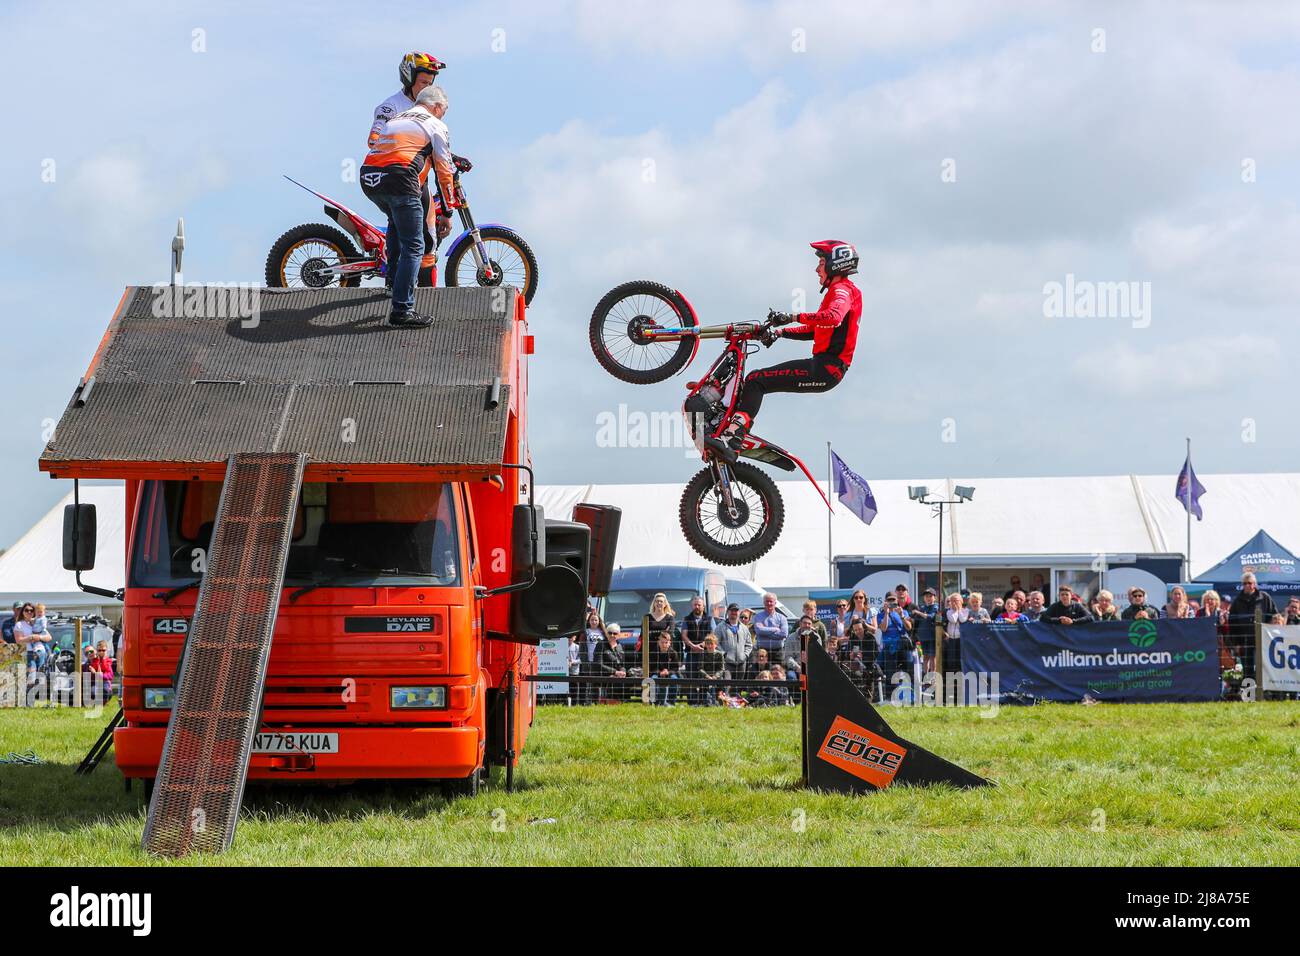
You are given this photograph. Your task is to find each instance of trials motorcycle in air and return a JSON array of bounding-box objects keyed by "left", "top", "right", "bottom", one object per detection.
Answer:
[{"left": 589, "top": 280, "right": 832, "bottom": 565}]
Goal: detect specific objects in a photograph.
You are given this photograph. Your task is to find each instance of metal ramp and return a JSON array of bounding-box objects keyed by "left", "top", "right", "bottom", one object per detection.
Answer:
[{"left": 143, "top": 452, "right": 306, "bottom": 856}]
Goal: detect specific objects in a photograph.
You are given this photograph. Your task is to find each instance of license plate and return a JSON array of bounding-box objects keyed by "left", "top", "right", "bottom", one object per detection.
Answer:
[{"left": 252, "top": 732, "right": 339, "bottom": 754}]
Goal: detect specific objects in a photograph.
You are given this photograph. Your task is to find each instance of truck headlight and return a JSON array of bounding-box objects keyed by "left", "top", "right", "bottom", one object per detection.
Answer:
[
  {"left": 143, "top": 687, "right": 174, "bottom": 710},
  {"left": 390, "top": 686, "right": 447, "bottom": 709}
]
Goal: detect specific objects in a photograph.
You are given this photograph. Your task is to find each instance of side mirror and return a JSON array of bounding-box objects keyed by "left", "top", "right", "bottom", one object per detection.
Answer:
[
  {"left": 573, "top": 503, "right": 621, "bottom": 597},
  {"left": 62, "top": 503, "right": 97, "bottom": 572},
  {"left": 510, "top": 503, "right": 545, "bottom": 584}
]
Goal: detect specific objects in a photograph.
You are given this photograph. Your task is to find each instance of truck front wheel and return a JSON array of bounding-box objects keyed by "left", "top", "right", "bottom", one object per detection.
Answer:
[{"left": 443, "top": 769, "right": 481, "bottom": 799}]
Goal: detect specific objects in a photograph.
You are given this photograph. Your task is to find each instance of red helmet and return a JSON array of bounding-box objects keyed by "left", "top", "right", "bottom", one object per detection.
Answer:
[
  {"left": 400, "top": 51, "right": 445, "bottom": 92},
  {"left": 810, "top": 240, "right": 858, "bottom": 280}
]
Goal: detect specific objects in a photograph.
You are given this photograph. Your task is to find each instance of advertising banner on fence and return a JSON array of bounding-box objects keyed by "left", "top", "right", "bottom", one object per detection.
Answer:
[
  {"left": 960, "top": 618, "right": 1219, "bottom": 702},
  {"left": 1261, "top": 624, "right": 1300, "bottom": 693},
  {"left": 536, "top": 638, "right": 570, "bottom": 695}
]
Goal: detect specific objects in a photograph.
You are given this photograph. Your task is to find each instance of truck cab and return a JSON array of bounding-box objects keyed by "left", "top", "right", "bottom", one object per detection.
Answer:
[{"left": 117, "top": 477, "right": 495, "bottom": 782}]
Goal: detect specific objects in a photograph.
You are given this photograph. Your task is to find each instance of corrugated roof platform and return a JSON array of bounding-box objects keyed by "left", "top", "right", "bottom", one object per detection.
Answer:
[{"left": 40, "top": 285, "right": 519, "bottom": 473}]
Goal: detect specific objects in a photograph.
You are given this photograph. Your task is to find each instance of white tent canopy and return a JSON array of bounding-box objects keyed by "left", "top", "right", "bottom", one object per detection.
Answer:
[
  {"left": 538, "top": 472, "right": 1300, "bottom": 587},
  {"left": 0, "top": 484, "right": 124, "bottom": 615},
  {"left": 2, "top": 474, "right": 1296, "bottom": 604}
]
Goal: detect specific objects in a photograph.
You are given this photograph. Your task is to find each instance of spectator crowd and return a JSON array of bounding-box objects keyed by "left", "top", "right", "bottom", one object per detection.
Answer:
[
  {"left": 555, "top": 571, "right": 1298, "bottom": 706},
  {"left": 1, "top": 601, "right": 118, "bottom": 705}
]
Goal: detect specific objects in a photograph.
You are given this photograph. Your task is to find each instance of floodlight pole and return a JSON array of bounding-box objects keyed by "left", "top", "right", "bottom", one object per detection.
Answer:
[
  {"left": 827, "top": 441, "right": 833, "bottom": 588},
  {"left": 1185, "top": 436, "right": 1192, "bottom": 583},
  {"left": 917, "top": 493, "right": 966, "bottom": 705}
]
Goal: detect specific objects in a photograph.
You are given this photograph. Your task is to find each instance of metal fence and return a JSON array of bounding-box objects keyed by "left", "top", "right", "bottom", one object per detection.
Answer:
[
  {"left": 535, "top": 628, "right": 933, "bottom": 707},
  {"left": 535, "top": 622, "right": 1267, "bottom": 707}
]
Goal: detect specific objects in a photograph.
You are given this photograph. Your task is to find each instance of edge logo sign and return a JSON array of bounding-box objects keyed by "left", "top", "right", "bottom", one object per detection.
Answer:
[{"left": 817, "top": 715, "right": 907, "bottom": 789}]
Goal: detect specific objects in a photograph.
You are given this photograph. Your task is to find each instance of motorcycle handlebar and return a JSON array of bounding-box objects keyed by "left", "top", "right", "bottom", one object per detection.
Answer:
[
  {"left": 691, "top": 322, "right": 761, "bottom": 340},
  {"left": 659, "top": 315, "right": 784, "bottom": 342}
]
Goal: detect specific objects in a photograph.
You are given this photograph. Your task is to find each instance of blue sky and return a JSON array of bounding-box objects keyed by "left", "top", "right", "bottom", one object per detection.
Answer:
[{"left": 2, "top": 0, "right": 1299, "bottom": 548}]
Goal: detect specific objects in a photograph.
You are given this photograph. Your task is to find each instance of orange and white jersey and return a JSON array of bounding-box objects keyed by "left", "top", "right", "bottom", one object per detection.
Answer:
[
  {"left": 359, "top": 105, "right": 452, "bottom": 197},
  {"left": 367, "top": 89, "right": 413, "bottom": 148}
]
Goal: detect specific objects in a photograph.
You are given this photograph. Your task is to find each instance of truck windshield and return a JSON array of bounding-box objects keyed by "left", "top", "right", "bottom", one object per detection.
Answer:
[
  {"left": 130, "top": 480, "right": 462, "bottom": 589},
  {"left": 602, "top": 589, "right": 699, "bottom": 628}
]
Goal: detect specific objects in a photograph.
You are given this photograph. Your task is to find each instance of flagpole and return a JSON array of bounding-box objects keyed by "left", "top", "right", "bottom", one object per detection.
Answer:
[
  {"left": 827, "top": 441, "right": 833, "bottom": 589},
  {"left": 1190, "top": 434, "right": 1196, "bottom": 582}
]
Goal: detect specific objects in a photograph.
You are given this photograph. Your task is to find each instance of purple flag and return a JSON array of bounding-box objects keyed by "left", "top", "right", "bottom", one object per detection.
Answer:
[
  {"left": 831, "top": 450, "right": 877, "bottom": 526},
  {"left": 1175, "top": 453, "right": 1206, "bottom": 521}
]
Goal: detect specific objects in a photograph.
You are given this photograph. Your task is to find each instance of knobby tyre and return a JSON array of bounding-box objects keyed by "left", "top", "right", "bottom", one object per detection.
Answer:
[
  {"left": 588, "top": 279, "right": 697, "bottom": 384},
  {"left": 679, "top": 461, "right": 785, "bottom": 565}
]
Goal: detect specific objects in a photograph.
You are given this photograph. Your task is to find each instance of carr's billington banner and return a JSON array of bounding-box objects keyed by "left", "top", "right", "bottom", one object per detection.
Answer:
[
  {"left": 1261, "top": 624, "right": 1300, "bottom": 693},
  {"left": 961, "top": 618, "right": 1219, "bottom": 702}
]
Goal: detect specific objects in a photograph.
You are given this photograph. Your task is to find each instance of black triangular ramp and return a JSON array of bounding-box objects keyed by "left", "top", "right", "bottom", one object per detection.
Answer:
[{"left": 803, "top": 638, "right": 992, "bottom": 793}]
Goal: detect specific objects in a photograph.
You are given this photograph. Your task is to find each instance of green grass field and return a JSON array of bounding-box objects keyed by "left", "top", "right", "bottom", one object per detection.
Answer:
[{"left": 2, "top": 700, "right": 1298, "bottom": 866}]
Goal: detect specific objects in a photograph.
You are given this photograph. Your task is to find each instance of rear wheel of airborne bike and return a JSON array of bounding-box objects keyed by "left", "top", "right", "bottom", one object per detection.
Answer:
[
  {"left": 444, "top": 226, "right": 539, "bottom": 305},
  {"left": 589, "top": 279, "right": 698, "bottom": 385},
  {"left": 265, "top": 223, "right": 363, "bottom": 288},
  {"left": 679, "top": 461, "right": 785, "bottom": 565}
]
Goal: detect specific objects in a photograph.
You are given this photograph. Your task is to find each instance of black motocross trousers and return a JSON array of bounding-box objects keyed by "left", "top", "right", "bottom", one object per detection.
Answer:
[{"left": 734, "top": 354, "right": 847, "bottom": 422}]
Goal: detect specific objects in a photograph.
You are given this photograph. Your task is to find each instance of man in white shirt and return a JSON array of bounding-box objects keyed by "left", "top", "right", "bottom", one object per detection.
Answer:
[
  {"left": 360, "top": 86, "right": 455, "bottom": 326},
  {"left": 368, "top": 51, "right": 448, "bottom": 285}
]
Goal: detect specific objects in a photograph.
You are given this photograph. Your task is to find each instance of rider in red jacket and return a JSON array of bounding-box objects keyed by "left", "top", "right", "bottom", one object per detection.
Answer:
[{"left": 706, "top": 240, "right": 862, "bottom": 463}]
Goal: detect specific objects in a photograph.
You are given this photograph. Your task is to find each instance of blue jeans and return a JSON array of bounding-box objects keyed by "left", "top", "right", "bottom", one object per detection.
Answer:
[
  {"left": 655, "top": 673, "right": 679, "bottom": 705},
  {"left": 368, "top": 190, "right": 425, "bottom": 313},
  {"left": 26, "top": 643, "right": 49, "bottom": 672}
]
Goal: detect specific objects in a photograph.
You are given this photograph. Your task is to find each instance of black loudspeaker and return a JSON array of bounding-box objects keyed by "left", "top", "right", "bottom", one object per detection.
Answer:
[
  {"left": 572, "top": 503, "right": 621, "bottom": 597},
  {"left": 511, "top": 519, "right": 591, "bottom": 640},
  {"left": 512, "top": 565, "right": 588, "bottom": 639},
  {"left": 543, "top": 519, "right": 590, "bottom": 583}
]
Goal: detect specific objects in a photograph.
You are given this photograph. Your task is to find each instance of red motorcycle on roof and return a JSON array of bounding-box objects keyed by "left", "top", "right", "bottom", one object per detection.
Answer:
[
  {"left": 588, "top": 280, "right": 832, "bottom": 565},
  {"left": 265, "top": 168, "right": 539, "bottom": 304}
]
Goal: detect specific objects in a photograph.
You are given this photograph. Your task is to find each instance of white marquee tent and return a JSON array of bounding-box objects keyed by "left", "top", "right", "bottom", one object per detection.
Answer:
[
  {"left": 2, "top": 474, "right": 1297, "bottom": 609},
  {"left": 0, "top": 485, "right": 124, "bottom": 616},
  {"left": 537, "top": 472, "right": 1300, "bottom": 587}
]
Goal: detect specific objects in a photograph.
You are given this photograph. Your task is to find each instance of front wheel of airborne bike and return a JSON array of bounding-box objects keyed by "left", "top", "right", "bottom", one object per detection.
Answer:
[
  {"left": 589, "top": 279, "right": 698, "bottom": 385},
  {"left": 265, "top": 223, "right": 363, "bottom": 288},
  {"left": 444, "top": 226, "right": 539, "bottom": 305},
  {"left": 679, "top": 460, "right": 785, "bottom": 565}
]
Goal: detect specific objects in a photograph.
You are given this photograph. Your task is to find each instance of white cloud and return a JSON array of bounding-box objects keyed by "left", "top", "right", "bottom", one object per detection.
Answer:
[
  {"left": 1131, "top": 202, "right": 1300, "bottom": 307},
  {"left": 1071, "top": 334, "right": 1278, "bottom": 396},
  {"left": 55, "top": 150, "right": 228, "bottom": 252}
]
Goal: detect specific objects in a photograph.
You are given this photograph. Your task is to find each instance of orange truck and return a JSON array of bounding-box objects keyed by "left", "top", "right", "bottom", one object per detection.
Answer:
[{"left": 41, "top": 284, "right": 617, "bottom": 810}]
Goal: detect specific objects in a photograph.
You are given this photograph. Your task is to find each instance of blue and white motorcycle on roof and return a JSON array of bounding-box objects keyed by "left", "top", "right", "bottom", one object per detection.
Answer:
[{"left": 265, "top": 161, "right": 539, "bottom": 304}]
